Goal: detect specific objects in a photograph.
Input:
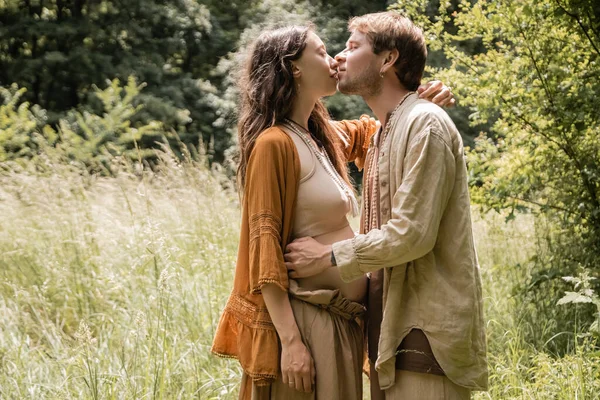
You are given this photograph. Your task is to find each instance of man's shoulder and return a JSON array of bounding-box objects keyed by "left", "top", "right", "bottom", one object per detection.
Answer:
[
  {"left": 404, "top": 99, "right": 460, "bottom": 146},
  {"left": 408, "top": 99, "right": 452, "bottom": 125}
]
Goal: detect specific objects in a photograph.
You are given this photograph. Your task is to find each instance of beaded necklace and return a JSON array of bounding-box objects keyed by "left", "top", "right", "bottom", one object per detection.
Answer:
[
  {"left": 284, "top": 118, "right": 359, "bottom": 217},
  {"left": 363, "top": 92, "right": 415, "bottom": 231}
]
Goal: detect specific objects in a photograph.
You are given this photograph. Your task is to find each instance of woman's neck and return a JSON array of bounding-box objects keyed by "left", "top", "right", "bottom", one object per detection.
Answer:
[{"left": 288, "top": 92, "right": 317, "bottom": 130}]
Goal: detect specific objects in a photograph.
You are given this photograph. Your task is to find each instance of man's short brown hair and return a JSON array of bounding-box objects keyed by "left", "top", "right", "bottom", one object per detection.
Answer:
[{"left": 349, "top": 12, "right": 427, "bottom": 91}]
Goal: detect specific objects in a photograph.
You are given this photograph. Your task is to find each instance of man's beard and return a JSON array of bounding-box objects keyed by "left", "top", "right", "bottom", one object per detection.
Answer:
[{"left": 338, "top": 63, "right": 382, "bottom": 98}]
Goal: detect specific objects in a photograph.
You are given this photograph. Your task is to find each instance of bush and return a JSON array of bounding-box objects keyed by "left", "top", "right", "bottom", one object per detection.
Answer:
[{"left": 0, "top": 77, "right": 170, "bottom": 174}]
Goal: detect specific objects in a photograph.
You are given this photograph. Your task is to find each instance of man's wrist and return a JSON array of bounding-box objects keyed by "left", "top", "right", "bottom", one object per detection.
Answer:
[{"left": 321, "top": 244, "right": 333, "bottom": 270}]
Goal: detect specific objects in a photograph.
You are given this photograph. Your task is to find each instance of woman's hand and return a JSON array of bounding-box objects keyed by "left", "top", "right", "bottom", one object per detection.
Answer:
[
  {"left": 418, "top": 80, "right": 456, "bottom": 107},
  {"left": 261, "top": 283, "right": 315, "bottom": 392},
  {"left": 280, "top": 338, "right": 316, "bottom": 392}
]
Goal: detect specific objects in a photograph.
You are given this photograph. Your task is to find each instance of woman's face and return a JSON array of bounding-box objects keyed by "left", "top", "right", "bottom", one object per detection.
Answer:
[{"left": 293, "top": 31, "right": 339, "bottom": 98}]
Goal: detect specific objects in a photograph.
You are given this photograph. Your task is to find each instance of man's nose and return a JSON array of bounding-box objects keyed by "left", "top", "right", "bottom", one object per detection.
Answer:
[{"left": 335, "top": 50, "right": 346, "bottom": 63}]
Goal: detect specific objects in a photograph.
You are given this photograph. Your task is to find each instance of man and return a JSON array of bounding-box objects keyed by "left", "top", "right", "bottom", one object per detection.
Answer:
[{"left": 284, "top": 12, "right": 488, "bottom": 399}]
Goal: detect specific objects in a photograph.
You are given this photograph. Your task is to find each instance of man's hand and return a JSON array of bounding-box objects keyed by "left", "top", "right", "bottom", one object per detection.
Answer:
[
  {"left": 418, "top": 80, "right": 456, "bottom": 107},
  {"left": 281, "top": 338, "right": 316, "bottom": 392},
  {"left": 285, "top": 237, "right": 332, "bottom": 279}
]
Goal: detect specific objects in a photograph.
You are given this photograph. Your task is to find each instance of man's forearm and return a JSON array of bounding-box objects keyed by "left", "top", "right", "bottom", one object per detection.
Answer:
[
  {"left": 333, "top": 131, "right": 456, "bottom": 282},
  {"left": 332, "top": 215, "right": 441, "bottom": 282}
]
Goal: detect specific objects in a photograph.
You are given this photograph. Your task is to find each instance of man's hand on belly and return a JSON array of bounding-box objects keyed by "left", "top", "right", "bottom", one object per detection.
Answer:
[{"left": 285, "top": 237, "right": 333, "bottom": 278}]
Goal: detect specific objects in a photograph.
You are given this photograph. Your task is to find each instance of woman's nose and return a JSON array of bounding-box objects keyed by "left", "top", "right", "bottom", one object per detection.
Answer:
[{"left": 328, "top": 55, "right": 339, "bottom": 69}]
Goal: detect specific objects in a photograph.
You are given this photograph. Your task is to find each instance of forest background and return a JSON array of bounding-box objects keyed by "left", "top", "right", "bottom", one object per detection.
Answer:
[{"left": 1, "top": 0, "right": 599, "bottom": 398}]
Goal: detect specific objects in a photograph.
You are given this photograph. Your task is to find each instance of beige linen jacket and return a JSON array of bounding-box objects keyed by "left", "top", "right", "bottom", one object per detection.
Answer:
[{"left": 332, "top": 94, "right": 488, "bottom": 391}]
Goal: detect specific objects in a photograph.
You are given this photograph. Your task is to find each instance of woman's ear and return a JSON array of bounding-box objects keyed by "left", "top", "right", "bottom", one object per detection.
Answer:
[{"left": 291, "top": 61, "right": 302, "bottom": 79}]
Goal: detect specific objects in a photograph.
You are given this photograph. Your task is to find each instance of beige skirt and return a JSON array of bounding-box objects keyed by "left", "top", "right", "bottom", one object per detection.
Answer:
[{"left": 239, "top": 281, "right": 365, "bottom": 400}]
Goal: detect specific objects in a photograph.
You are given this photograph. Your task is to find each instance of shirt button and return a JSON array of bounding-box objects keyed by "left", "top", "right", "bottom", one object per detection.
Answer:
[
  {"left": 382, "top": 207, "right": 388, "bottom": 214},
  {"left": 381, "top": 151, "right": 385, "bottom": 157},
  {"left": 381, "top": 180, "right": 388, "bottom": 187}
]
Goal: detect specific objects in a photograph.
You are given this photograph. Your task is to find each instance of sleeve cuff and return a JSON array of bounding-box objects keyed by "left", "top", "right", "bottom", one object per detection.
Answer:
[{"left": 332, "top": 238, "right": 364, "bottom": 282}]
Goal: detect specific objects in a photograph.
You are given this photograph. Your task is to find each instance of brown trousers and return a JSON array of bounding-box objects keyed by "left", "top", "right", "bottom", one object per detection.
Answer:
[
  {"left": 370, "top": 364, "right": 471, "bottom": 400},
  {"left": 239, "top": 282, "right": 365, "bottom": 400}
]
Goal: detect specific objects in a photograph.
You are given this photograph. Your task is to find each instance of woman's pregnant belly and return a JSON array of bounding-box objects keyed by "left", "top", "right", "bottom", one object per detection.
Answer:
[{"left": 294, "top": 225, "right": 367, "bottom": 303}]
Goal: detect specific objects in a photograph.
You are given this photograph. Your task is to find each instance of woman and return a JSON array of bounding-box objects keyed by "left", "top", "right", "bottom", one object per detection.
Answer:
[{"left": 211, "top": 25, "right": 452, "bottom": 399}]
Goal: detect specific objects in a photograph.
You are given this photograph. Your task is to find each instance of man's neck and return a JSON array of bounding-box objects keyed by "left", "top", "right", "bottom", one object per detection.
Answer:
[{"left": 365, "top": 81, "right": 411, "bottom": 129}]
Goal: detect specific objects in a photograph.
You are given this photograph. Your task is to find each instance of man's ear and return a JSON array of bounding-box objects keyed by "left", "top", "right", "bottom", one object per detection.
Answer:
[{"left": 381, "top": 49, "right": 399, "bottom": 74}]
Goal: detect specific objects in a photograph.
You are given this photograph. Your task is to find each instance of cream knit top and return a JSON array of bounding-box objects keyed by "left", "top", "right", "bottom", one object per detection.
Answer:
[{"left": 287, "top": 130, "right": 351, "bottom": 239}]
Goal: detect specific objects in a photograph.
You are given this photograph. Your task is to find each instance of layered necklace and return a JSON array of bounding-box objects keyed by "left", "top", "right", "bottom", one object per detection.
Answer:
[
  {"left": 284, "top": 118, "right": 359, "bottom": 217},
  {"left": 363, "top": 91, "right": 415, "bottom": 231},
  {"left": 378, "top": 91, "right": 415, "bottom": 155}
]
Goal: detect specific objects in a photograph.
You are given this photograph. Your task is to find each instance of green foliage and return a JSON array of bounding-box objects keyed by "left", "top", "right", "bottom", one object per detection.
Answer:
[
  {"left": 471, "top": 211, "right": 600, "bottom": 399},
  {"left": 0, "top": 0, "right": 484, "bottom": 171},
  {"left": 0, "top": 77, "right": 168, "bottom": 173},
  {"left": 0, "top": 85, "right": 48, "bottom": 160},
  {"left": 55, "top": 77, "right": 168, "bottom": 173},
  {"left": 558, "top": 270, "right": 600, "bottom": 338},
  {"left": 0, "top": 0, "right": 257, "bottom": 164}
]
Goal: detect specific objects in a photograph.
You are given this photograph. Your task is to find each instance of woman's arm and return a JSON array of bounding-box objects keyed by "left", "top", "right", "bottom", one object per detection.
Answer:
[
  {"left": 244, "top": 131, "right": 314, "bottom": 392},
  {"left": 418, "top": 80, "right": 455, "bottom": 107},
  {"left": 330, "top": 115, "right": 378, "bottom": 169},
  {"left": 262, "top": 284, "right": 315, "bottom": 393}
]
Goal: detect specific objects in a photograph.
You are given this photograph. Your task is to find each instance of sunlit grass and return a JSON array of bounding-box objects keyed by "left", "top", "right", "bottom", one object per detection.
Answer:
[
  {"left": 0, "top": 152, "right": 241, "bottom": 399},
  {"left": 0, "top": 153, "right": 598, "bottom": 399}
]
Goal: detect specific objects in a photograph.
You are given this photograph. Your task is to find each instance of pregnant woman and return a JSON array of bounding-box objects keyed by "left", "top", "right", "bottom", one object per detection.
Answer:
[{"left": 211, "top": 24, "right": 452, "bottom": 400}]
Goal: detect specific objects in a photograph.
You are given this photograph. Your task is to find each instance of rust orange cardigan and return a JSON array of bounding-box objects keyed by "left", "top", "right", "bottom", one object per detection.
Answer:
[{"left": 211, "top": 117, "right": 376, "bottom": 390}]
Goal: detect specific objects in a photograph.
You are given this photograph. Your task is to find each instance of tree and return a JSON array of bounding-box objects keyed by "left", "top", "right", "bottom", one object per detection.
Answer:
[
  {"left": 398, "top": 0, "right": 600, "bottom": 349},
  {"left": 0, "top": 0, "right": 255, "bottom": 163}
]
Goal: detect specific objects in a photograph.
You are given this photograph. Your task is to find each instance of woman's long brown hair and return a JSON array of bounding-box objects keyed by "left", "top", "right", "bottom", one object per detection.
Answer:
[{"left": 236, "top": 25, "right": 352, "bottom": 191}]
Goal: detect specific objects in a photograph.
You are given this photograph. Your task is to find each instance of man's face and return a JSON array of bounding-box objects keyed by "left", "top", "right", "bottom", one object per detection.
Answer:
[{"left": 335, "top": 30, "right": 383, "bottom": 98}]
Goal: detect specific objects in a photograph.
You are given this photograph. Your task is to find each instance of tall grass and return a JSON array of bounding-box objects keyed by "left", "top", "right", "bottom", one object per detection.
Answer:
[
  {"left": 0, "top": 152, "right": 598, "bottom": 399},
  {"left": 471, "top": 213, "right": 600, "bottom": 399},
  {"left": 0, "top": 151, "right": 241, "bottom": 399}
]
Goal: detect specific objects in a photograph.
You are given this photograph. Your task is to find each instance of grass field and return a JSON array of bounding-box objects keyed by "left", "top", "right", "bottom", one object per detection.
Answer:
[{"left": 1, "top": 154, "right": 598, "bottom": 399}]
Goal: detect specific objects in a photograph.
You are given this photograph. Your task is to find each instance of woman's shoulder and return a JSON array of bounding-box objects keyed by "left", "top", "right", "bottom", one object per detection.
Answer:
[
  {"left": 254, "top": 126, "right": 295, "bottom": 152},
  {"left": 256, "top": 125, "right": 291, "bottom": 142}
]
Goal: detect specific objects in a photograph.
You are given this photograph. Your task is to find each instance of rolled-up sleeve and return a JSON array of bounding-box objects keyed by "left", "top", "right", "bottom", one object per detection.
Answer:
[
  {"left": 333, "top": 128, "right": 456, "bottom": 282},
  {"left": 330, "top": 115, "right": 378, "bottom": 169}
]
